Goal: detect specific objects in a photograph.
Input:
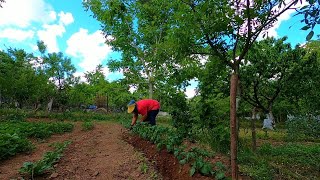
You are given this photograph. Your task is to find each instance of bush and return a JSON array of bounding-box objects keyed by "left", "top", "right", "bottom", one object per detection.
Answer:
[{"left": 286, "top": 116, "right": 320, "bottom": 141}]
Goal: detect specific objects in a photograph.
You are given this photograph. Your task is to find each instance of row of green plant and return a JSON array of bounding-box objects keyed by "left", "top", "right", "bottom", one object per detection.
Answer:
[
  {"left": 128, "top": 122, "right": 227, "bottom": 179},
  {"left": 238, "top": 143, "right": 320, "bottom": 179},
  {"left": 19, "top": 141, "right": 71, "bottom": 179},
  {"left": 0, "top": 121, "right": 73, "bottom": 160},
  {"left": 0, "top": 108, "right": 128, "bottom": 122}
]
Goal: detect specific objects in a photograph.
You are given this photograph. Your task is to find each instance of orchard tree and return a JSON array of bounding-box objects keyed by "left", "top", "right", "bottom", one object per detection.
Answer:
[
  {"left": 240, "top": 37, "right": 307, "bottom": 151},
  {"left": 83, "top": 0, "right": 200, "bottom": 99},
  {"left": 37, "top": 41, "right": 76, "bottom": 110},
  {"left": 0, "top": 48, "right": 49, "bottom": 108},
  {"left": 281, "top": 40, "right": 320, "bottom": 115},
  {"left": 84, "top": 0, "right": 319, "bottom": 178},
  {"left": 147, "top": 1, "right": 312, "bottom": 178}
]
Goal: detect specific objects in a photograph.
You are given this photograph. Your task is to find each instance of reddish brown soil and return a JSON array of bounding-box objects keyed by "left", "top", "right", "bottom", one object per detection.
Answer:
[
  {"left": 123, "top": 134, "right": 214, "bottom": 180},
  {"left": 0, "top": 122, "right": 160, "bottom": 180},
  {"left": 0, "top": 120, "right": 240, "bottom": 180}
]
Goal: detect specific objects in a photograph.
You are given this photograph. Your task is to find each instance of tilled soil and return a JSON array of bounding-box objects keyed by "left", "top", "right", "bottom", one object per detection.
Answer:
[
  {"left": 0, "top": 122, "right": 160, "bottom": 180},
  {"left": 0, "top": 121, "right": 233, "bottom": 180},
  {"left": 123, "top": 133, "right": 214, "bottom": 180}
]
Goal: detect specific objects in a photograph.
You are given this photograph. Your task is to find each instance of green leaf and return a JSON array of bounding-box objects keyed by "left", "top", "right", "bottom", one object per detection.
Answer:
[
  {"left": 306, "top": 31, "right": 314, "bottom": 41},
  {"left": 190, "top": 167, "right": 196, "bottom": 176},
  {"left": 301, "top": 25, "right": 310, "bottom": 30},
  {"left": 200, "top": 163, "right": 212, "bottom": 175},
  {"left": 179, "top": 159, "right": 187, "bottom": 165},
  {"left": 215, "top": 172, "right": 226, "bottom": 180}
]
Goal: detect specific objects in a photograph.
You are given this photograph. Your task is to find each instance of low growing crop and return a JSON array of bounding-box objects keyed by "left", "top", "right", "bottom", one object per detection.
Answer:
[
  {"left": 0, "top": 121, "right": 74, "bottom": 160},
  {"left": 130, "top": 122, "right": 227, "bottom": 179},
  {"left": 19, "top": 141, "right": 71, "bottom": 179}
]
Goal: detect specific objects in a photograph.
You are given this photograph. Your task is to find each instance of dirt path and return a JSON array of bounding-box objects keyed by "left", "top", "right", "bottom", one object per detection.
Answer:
[{"left": 0, "top": 122, "right": 160, "bottom": 180}]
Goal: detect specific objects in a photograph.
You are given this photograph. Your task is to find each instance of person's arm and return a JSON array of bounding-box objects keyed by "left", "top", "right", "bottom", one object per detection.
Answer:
[
  {"left": 131, "top": 113, "right": 138, "bottom": 126},
  {"left": 140, "top": 115, "right": 148, "bottom": 122}
]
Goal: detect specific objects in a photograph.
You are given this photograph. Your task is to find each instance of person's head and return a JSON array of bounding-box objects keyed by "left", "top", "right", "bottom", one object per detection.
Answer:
[{"left": 127, "top": 100, "right": 136, "bottom": 113}]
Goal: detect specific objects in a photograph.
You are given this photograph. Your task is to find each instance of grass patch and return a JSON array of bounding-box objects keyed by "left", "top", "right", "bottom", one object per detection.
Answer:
[{"left": 239, "top": 143, "right": 320, "bottom": 179}]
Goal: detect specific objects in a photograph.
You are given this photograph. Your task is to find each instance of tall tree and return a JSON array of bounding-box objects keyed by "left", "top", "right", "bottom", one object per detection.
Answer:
[
  {"left": 37, "top": 41, "right": 76, "bottom": 110},
  {"left": 84, "top": 0, "right": 318, "bottom": 178},
  {"left": 83, "top": 0, "right": 199, "bottom": 99}
]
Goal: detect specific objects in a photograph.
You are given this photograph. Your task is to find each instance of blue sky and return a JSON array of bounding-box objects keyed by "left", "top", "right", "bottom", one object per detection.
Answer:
[{"left": 0, "top": 0, "right": 318, "bottom": 98}]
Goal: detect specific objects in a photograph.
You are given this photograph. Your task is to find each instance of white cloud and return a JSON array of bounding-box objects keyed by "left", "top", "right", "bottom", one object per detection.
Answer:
[
  {"left": 262, "top": 0, "right": 308, "bottom": 38},
  {"left": 37, "top": 24, "right": 66, "bottom": 52},
  {"left": 0, "top": 0, "right": 56, "bottom": 28},
  {"left": 36, "top": 11, "right": 74, "bottom": 53},
  {"left": 185, "top": 79, "right": 198, "bottom": 99},
  {"left": 0, "top": 28, "right": 34, "bottom": 41},
  {"left": 58, "top": 12, "right": 74, "bottom": 26},
  {"left": 73, "top": 72, "right": 87, "bottom": 83},
  {"left": 66, "top": 28, "right": 113, "bottom": 72}
]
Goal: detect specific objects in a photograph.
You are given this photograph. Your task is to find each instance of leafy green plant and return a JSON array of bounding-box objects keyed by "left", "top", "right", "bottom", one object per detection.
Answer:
[
  {"left": 81, "top": 121, "right": 94, "bottom": 131},
  {"left": 130, "top": 122, "right": 224, "bottom": 178},
  {"left": 0, "top": 133, "right": 34, "bottom": 160},
  {"left": 19, "top": 141, "right": 71, "bottom": 178},
  {"left": 140, "top": 162, "right": 148, "bottom": 174},
  {"left": 0, "top": 121, "right": 73, "bottom": 160}
]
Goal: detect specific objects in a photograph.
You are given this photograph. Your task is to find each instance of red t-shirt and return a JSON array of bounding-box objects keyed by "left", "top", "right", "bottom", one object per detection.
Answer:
[{"left": 136, "top": 99, "right": 160, "bottom": 116}]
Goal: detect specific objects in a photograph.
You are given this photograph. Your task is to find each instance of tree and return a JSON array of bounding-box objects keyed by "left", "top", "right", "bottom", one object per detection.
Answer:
[
  {"left": 37, "top": 41, "right": 76, "bottom": 110},
  {"left": 240, "top": 37, "right": 307, "bottom": 150},
  {"left": 83, "top": 0, "right": 199, "bottom": 100},
  {"left": 296, "top": 0, "right": 320, "bottom": 40},
  {"left": 84, "top": 0, "right": 318, "bottom": 178},
  {"left": 0, "top": 48, "right": 49, "bottom": 108},
  {"left": 143, "top": 1, "right": 308, "bottom": 178}
]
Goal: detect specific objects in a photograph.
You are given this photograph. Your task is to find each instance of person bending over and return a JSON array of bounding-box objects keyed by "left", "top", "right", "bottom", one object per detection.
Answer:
[{"left": 127, "top": 99, "right": 160, "bottom": 127}]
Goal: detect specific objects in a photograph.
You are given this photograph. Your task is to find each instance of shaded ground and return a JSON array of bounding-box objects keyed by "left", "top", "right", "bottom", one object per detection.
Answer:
[{"left": 0, "top": 122, "right": 160, "bottom": 180}]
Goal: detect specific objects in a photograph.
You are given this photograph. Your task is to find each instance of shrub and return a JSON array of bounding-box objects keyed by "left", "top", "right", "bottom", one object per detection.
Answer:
[{"left": 286, "top": 116, "right": 320, "bottom": 141}]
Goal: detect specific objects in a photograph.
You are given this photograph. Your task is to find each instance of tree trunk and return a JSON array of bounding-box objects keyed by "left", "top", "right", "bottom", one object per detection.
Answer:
[
  {"left": 230, "top": 73, "right": 239, "bottom": 180},
  {"left": 251, "top": 107, "right": 257, "bottom": 152},
  {"left": 47, "top": 98, "right": 53, "bottom": 112},
  {"left": 148, "top": 78, "right": 153, "bottom": 99},
  {"left": 266, "top": 102, "right": 275, "bottom": 129},
  {"left": 106, "top": 94, "right": 109, "bottom": 113}
]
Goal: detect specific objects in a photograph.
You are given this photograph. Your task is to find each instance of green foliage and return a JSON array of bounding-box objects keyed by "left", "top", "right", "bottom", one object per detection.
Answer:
[
  {"left": 130, "top": 122, "right": 226, "bottom": 178},
  {"left": 0, "top": 133, "right": 34, "bottom": 160},
  {"left": 19, "top": 141, "right": 71, "bottom": 178},
  {"left": 239, "top": 143, "right": 320, "bottom": 179},
  {"left": 0, "top": 121, "right": 73, "bottom": 160},
  {"left": 238, "top": 149, "right": 275, "bottom": 179},
  {"left": 286, "top": 117, "right": 320, "bottom": 141},
  {"left": 81, "top": 121, "right": 94, "bottom": 131},
  {"left": 166, "top": 92, "right": 192, "bottom": 137},
  {"left": 0, "top": 108, "right": 27, "bottom": 121}
]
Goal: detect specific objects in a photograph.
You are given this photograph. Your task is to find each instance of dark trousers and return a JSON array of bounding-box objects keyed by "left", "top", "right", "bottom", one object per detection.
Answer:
[{"left": 146, "top": 109, "right": 159, "bottom": 125}]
